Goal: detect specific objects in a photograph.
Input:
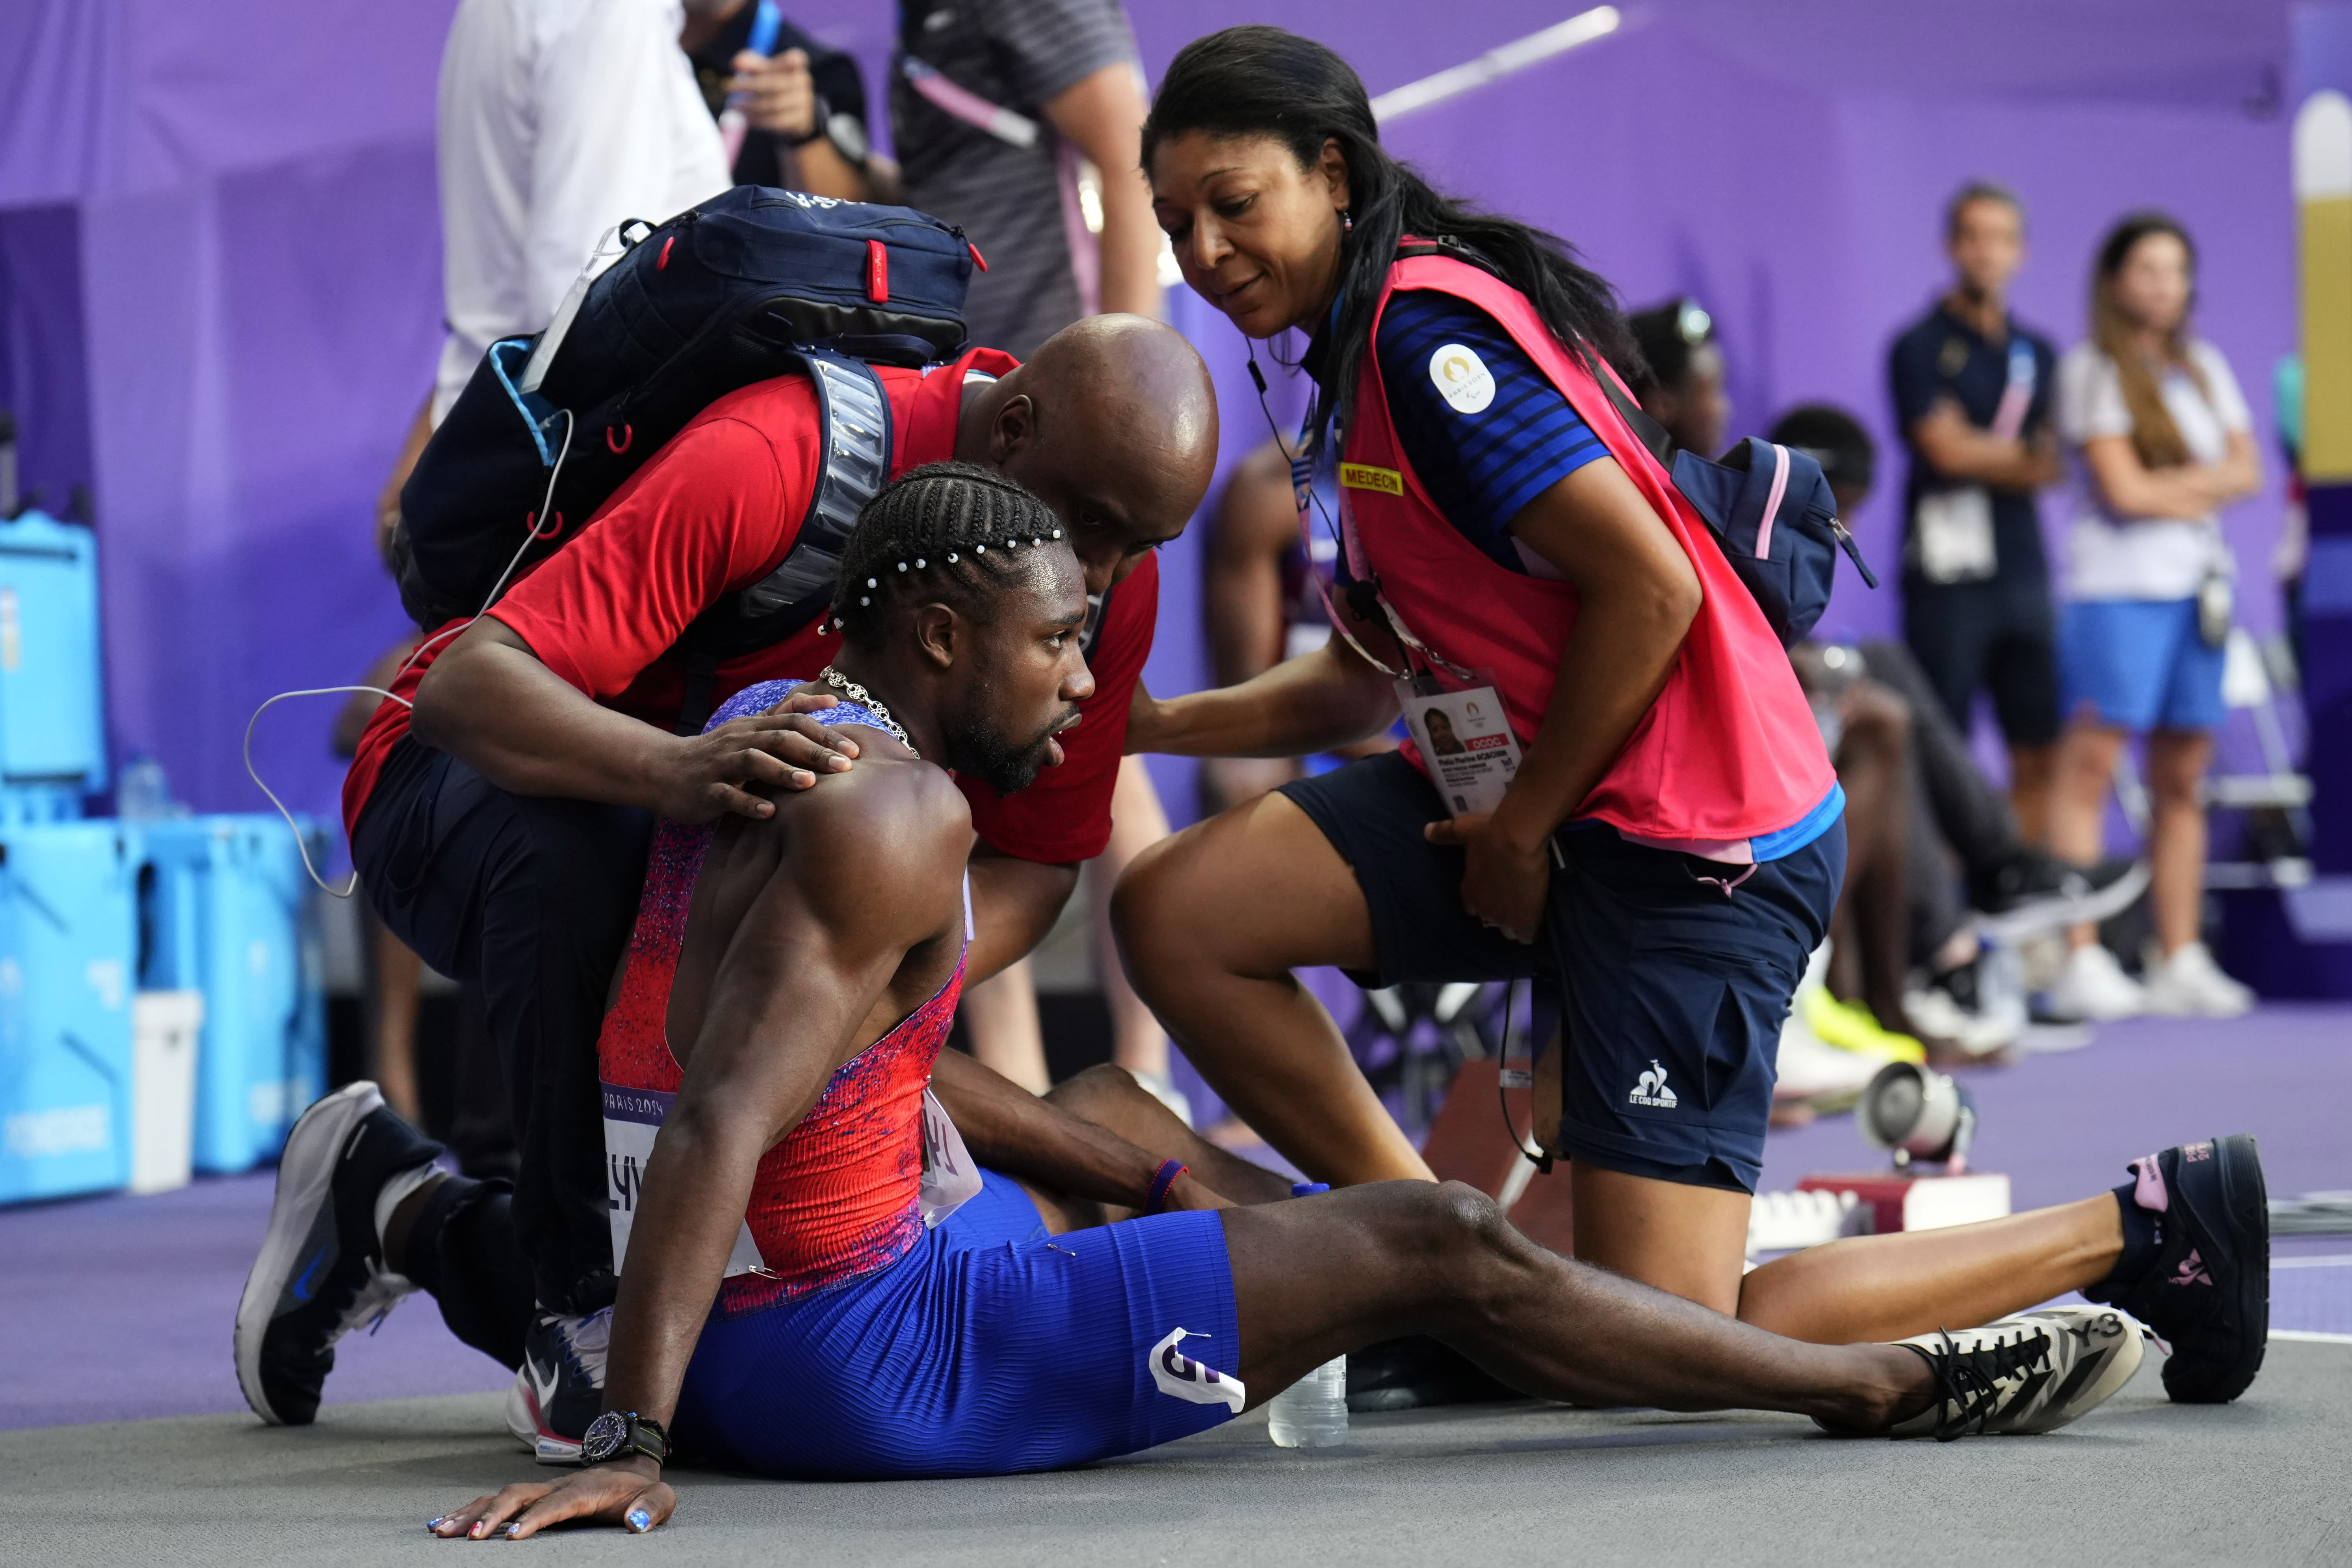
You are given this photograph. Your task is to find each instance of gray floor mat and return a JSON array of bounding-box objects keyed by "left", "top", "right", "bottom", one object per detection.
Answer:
[{"left": 5, "top": 1341, "right": 2346, "bottom": 1567}]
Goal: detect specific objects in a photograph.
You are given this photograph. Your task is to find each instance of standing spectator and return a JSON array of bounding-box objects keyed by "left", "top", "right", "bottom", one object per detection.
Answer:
[
  {"left": 894, "top": 0, "right": 1170, "bottom": 1099},
  {"left": 892, "top": 0, "right": 1161, "bottom": 357},
  {"left": 431, "top": 0, "right": 732, "bottom": 427},
  {"left": 2046, "top": 212, "right": 2262, "bottom": 1019},
  {"left": 1890, "top": 183, "right": 2066, "bottom": 843},
  {"left": 681, "top": 3, "right": 896, "bottom": 200}
]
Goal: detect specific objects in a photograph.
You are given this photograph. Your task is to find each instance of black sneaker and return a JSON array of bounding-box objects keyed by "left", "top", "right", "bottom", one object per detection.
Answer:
[
  {"left": 1976, "top": 852, "right": 2149, "bottom": 942},
  {"left": 1345, "top": 1335, "right": 1516, "bottom": 1412},
  {"left": 234, "top": 1082, "right": 442, "bottom": 1425},
  {"left": 2084, "top": 1134, "right": 2270, "bottom": 1404},
  {"left": 505, "top": 1308, "right": 610, "bottom": 1463}
]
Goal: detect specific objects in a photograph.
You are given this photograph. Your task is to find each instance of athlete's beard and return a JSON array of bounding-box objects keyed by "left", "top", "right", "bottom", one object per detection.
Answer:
[{"left": 946, "top": 699, "right": 1077, "bottom": 797}]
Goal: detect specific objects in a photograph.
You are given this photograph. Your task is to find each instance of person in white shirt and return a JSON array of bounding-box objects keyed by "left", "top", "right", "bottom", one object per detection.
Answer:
[
  {"left": 431, "top": 0, "right": 734, "bottom": 426},
  {"left": 2047, "top": 212, "right": 2263, "bottom": 1021}
]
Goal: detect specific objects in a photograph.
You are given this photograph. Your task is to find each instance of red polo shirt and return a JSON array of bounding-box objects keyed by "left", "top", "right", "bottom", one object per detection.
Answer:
[{"left": 342, "top": 349, "right": 1154, "bottom": 864}]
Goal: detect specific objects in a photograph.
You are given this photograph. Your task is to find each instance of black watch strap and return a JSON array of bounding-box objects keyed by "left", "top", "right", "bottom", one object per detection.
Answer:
[
  {"left": 581, "top": 1410, "right": 671, "bottom": 1468},
  {"left": 784, "top": 95, "right": 833, "bottom": 148}
]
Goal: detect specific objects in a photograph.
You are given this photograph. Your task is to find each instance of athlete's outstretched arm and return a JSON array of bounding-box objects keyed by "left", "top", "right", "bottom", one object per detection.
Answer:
[
  {"left": 430, "top": 769, "right": 969, "bottom": 1540},
  {"left": 929, "top": 1052, "right": 1282, "bottom": 1213},
  {"left": 1126, "top": 616, "right": 1399, "bottom": 761}
]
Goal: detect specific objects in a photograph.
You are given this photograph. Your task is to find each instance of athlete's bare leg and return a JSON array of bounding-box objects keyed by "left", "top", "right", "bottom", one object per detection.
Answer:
[
  {"left": 1217, "top": 1182, "right": 1933, "bottom": 1431},
  {"left": 1114, "top": 791, "right": 1432, "bottom": 1185}
]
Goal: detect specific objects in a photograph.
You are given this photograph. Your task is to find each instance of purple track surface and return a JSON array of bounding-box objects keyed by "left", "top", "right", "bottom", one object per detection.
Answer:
[{"left": 4, "top": 1005, "right": 2346, "bottom": 1433}]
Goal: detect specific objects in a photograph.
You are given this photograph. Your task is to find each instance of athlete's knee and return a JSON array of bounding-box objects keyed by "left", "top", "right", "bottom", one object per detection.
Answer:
[
  {"left": 1386, "top": 1180, "right": 1510, "bottom": 1261},
  {"left": 1044, "top": 1061, "right": 1144, "bottom": 1123}
]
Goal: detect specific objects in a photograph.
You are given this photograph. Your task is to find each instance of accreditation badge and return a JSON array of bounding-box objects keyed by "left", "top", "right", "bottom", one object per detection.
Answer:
[
  {"left": 1397, "top": 672, "right": 1524, "bottom": 817},
  {"left": 1913, "top": 487, "right": 1998, "bottom": 583},
  {"left": 602, "top": 1081, "right": 768, "bottom": 1278}
]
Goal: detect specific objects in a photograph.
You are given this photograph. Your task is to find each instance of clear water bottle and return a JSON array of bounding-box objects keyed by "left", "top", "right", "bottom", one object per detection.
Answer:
[{"left": 1267, "top": 1182, "right": 1349, "bottom": 1448}]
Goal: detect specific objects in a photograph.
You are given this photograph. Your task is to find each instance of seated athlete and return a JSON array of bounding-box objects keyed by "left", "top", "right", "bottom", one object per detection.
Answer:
[{"left": 428, "top": 464, "right": 2142, "bottom": 1539}]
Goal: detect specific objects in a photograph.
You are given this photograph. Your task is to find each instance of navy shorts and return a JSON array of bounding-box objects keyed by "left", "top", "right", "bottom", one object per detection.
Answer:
[
  {"left": 1278, "top": 753, "right": 1844, "bottom": 1193},
  {"left": 673, "top": 1169, "right": 1241, "bottom": 1479}
]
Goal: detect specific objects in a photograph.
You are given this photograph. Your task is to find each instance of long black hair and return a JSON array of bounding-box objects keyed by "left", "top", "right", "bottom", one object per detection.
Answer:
[{"left": 1142, "top": 25, "right": 1642, "bottom": 444}]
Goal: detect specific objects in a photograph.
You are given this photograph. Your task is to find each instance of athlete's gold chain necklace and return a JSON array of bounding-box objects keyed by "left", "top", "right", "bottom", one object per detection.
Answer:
[{"left": 818, "top": 667, "right": 916, "bottom": 757}]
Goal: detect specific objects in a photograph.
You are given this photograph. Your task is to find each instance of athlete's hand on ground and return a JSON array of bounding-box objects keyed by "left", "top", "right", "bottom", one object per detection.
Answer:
[
  {"left": 731, "top": 47, "right": 818, "bottom": 139},
  {"left": 1426, "top": 812, "right": 1549, "bottom": 944},
  {"left": 660, "top": 693, "right": 858, "bottom": 823},
  {"left": 427, "top": 1456, "right": 675, "bottom": 1540}
]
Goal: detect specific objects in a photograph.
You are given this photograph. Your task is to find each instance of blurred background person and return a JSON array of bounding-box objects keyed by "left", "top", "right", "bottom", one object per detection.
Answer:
[
  {"left": 1889, "top": 183, "right": 2066, "bottom": 843},
  {"left": 1198, "top": 437, "right": 1398, "bottom": 815},
  {"left": 892, "top": 0, "right": 1176, "bottom": 1106},
  {"left": 2047, "top": 212, "right": 2262, "bottom": 1020},
  {"left": 682, "top": 2, "right": 896, "bottom": 199},
  {"left": 1628, "top": 298, "right": 1730, "bottom": 458},
  {"left": 892, "top": 0, "right": 1162, "bottom": 355}
]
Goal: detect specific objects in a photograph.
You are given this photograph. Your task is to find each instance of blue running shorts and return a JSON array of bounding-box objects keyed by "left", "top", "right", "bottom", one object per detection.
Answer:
[
  {"left": 1278, "top": 752, "right": 1843, "bottom": 1194},
  {"left": 2059, "top": 596, "right": 2226, "bottom": 732},
  {"left": 673, "top": 1169, "right": 1242, "bottom": 1479}
]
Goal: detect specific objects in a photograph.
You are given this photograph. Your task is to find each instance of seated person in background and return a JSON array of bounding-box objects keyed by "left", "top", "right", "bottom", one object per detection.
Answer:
[
  {"left": 1773, "top": 406, "right": 2146, "bottom": 1061},
  {"left": 1628, "top": 299, "right": 1731, "bottom": 459},
  {"left": 419, "top": 463, "right": 2143, "bottom": 1535},
  {"left": 1198, "top": 436, "right": 1395, "bottom": 814}
]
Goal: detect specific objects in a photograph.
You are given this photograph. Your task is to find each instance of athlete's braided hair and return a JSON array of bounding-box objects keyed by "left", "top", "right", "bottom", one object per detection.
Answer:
[{"left": 826, "top": 461, "right": 1067, "bottom": 645}]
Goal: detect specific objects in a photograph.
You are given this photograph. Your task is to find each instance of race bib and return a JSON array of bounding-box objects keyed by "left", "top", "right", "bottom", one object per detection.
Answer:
[
  {"left": 603, "top": 1081, "right": 767, "bottom": 1278},
  {"left": 918, "top": 1087, "right": 982, "bottom": 1227},
  {"left": 1398, "top": 677, "right": 1523, "bottom": 817},
  {"left": 1914, "top": 487, "right": 1997, "bottom": 583}
]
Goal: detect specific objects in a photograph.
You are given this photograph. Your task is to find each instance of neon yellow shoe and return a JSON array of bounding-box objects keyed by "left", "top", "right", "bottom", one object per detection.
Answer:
[{"left": 1799, "top": 985, "right": 1927, "bottom": 1065}]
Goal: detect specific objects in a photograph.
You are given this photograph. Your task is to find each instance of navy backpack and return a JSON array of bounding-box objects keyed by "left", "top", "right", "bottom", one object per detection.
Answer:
[
  {"left": 1590, "top": 373, "right": 1877, "bottom": 647},
  {"left": 392, "top": 187, "right": 980, "bottom": 714}
]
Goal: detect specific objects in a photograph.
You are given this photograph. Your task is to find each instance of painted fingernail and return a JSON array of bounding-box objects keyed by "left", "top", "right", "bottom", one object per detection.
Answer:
[{"left": 627, "top": 1509, "right": 652, "bottom": 1533}]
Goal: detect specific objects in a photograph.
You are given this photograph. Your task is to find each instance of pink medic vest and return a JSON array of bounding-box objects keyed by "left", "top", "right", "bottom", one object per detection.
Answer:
[{"left": 1336, "top": 253, "right": 1834, "bottom": 846}]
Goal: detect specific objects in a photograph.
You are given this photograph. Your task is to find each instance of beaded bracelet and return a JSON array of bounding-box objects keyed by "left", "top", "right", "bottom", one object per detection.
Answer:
[{"left": 1144, "top": 1159, "right": 1189, "bottom": 1215}]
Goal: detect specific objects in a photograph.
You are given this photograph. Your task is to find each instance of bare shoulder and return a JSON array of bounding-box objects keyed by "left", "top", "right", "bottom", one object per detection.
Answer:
[{"left": 775, "top": 759, "right": 971, "bottom": 936}]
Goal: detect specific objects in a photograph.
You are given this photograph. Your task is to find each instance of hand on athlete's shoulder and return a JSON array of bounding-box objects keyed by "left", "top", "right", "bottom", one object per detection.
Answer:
[
  {"left": 771, "top": 741, "right": 973, "bottom": 943},
  {"left": 662, "top": 692, "right": 862, "bottom": 823}
]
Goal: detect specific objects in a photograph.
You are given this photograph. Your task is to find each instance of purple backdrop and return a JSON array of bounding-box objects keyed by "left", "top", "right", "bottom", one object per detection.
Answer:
[{"left": 0, "top": 0, "right": 2311, "bottom": 836}]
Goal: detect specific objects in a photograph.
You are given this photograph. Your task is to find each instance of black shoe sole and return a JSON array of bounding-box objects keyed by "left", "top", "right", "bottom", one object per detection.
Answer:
[{"left": 2165, "top": 1132, "right": 2269, "bottom": 1405}]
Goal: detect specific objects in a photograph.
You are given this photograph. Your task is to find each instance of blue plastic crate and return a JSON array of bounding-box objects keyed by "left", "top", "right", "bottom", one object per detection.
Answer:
[
  {"left": 141, "top": 815, "right": 327, "bottom": 1172},
  {"left": 0, "top": 508, "right": 106, "bottom": 804},
  {"left": 0, "top": 821, "right": 141, "bottom": 1205}
]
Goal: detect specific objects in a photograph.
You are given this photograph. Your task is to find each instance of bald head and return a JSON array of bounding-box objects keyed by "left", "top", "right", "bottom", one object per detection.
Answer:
[{"left": 959, "top": 314, "right": 1219, "bottom": 593}]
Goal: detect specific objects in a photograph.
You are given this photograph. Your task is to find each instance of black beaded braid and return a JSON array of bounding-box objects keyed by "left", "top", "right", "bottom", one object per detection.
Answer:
[{"left": 826, "top": 461, "right": 1068, "bottom": 644}]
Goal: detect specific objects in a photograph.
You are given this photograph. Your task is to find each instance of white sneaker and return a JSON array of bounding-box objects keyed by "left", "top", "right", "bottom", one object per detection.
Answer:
[
  {"left": 1882, "top": 1306, "right": 2146, "bottom": 1438},
  {"left": 2140, "top": 941, "right": 2255, "bottom": 1018},
  {"left": 1773, "top": 1009, "right": 1881, "bottom": 1100},
  {"left": 2046, "top": 944, "right": 2145, "bottom": 1022}
]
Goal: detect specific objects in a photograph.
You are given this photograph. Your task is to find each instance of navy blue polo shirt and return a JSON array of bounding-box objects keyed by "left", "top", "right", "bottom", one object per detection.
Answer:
[{"left": 1888, "top": 302, "right": 2057, "bottom": 585}]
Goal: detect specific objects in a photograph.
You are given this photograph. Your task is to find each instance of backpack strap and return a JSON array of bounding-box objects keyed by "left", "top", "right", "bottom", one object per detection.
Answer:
[{"left": 672, "top": 348, "right": 894, "bottom": 736}]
